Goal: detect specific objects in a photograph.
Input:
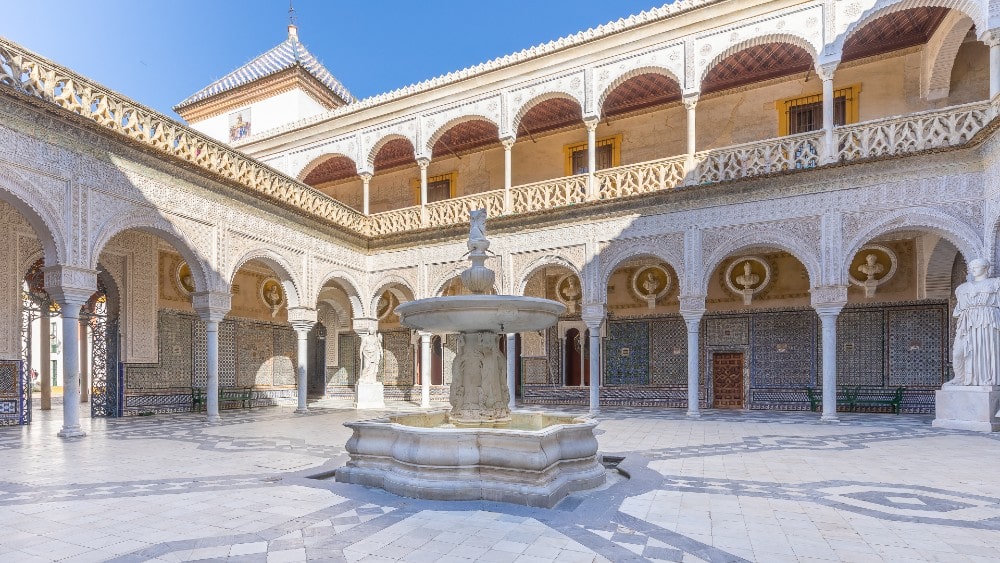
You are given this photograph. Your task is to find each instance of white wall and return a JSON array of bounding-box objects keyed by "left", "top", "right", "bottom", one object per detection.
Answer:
[{"left": 190, "top": 88, "right": 328, "bottom": 145}]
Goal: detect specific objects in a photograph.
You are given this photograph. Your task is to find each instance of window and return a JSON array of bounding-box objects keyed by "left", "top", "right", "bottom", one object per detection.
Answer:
[
  {"left": 411, "top": 171, "right": 457, "bottom": 204},
  {"left": 563, "top": 134, "right": 622, "bottom": 176},
  {"left": 777, "top": 84, "right": 860, "bottom": 136}
]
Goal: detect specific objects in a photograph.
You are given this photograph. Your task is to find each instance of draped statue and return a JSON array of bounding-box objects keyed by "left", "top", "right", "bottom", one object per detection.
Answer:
[
  {"left": 359, "top": 328, "right": 383, "bottom": 384},
  {"left": 948, "top": 258, "right": 1000, "bottom": 387}
]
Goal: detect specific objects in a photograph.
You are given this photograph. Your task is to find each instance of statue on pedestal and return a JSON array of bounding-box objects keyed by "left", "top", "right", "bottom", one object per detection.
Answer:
[
  {"left": 948, "top": 258, "right": 1000, "bottom": 387},
  {"left": 359, "top": 328, "right": 383, "bottom": 384}
]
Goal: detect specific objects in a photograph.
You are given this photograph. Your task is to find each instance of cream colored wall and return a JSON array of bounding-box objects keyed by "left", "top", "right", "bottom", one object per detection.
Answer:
[
  {"left": 947, "top": 40, "right": 990, "bottom": 105},
  {"left": 319, "top": 177, "right": 364, "bottom": 211}
]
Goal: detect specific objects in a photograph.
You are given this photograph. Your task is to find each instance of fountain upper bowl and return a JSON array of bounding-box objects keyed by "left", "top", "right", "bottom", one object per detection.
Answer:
[{"left": 395, "top": 295, "right": 566, "bottom": 333}]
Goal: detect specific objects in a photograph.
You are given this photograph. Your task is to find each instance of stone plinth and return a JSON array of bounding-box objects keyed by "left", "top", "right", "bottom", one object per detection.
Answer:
[
  {"left": 354, "top": 382, "right": 385, "bottom": 410},
  {"left": 335, "top": 410, "right": 605, "bottom": 508},
  {"left": 932, "top": 385, "right": 1000, "bottom": 432}
]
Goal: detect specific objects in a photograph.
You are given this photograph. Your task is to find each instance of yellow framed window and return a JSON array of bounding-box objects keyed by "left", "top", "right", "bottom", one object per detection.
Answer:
[
  {"left": 411, "top": 171, "right": 458, "bottom": 204},
  {"left": 777, "top": 84, "right": 860, "bottom": 136},
  {"left": 563, "top": 134, "right": 622, "bottom": 176}
]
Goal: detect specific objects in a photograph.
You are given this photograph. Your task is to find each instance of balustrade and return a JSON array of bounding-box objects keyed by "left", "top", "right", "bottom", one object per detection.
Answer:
[
  {"left": 595, "top": 156, "right": 686, "bottom": 199},
  {"left": 424, "top": 190, "right": 505, "bottom": 228},
  {"left": 695, "top": 132, "right": 822, "bottom": 184},
  {"left": 510, "top": 175, "right": 588, "bottom": 214}
]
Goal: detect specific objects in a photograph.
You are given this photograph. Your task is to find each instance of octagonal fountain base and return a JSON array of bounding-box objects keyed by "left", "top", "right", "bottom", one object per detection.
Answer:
[{"left": 335, "top": 409, "right": 605, "bottom": 508}]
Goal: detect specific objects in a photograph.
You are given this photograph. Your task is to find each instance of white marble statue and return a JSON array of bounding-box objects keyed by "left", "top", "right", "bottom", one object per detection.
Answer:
[
  {"left": 359, "top": 328, "right": 383, "bottom": 384},
  {"left": 948, "top": 258, "right": 1000, "bottom": 386},
  {"left": 469, "top": 208, "right": 487, "bottom": 244}
]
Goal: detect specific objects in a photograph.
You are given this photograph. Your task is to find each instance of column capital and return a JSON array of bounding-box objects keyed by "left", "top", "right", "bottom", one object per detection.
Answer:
[
  {"left": 583, "top": 116, "right": 600, "bottom": 131},
  {"left": 810, "top": 285, "right": 847, "bottom": 315},
  {"left": 980, "top": 29, "right": 1000, "bottom": 47},
  {"left": 679, "top": 295, "right": 707, "bottom": 320},
  {"left": 43, "top": 265, "right": 97, "bottom": 309},
  {"left": 192, "top": 291, "right": 231, "bottom": 323},
  {"left": 359, "top": 171, "right": 373, "bottom": 182},
  {"left": 417, "top": 157, "right": 430, "bottom": 170},
  {"left": 418, "top": 330, "right": 433, "bottom": 339},
  {"left": 287, "top": 306, "right": 318, "bottom": 326},
  {"left": 352, "top": 317, "right": 379, "bottom": 334},
  {"left": 683, "top": 93, "right": 699, "bottom": 110},
  {"left": 581, "top": 302, "right": 605, "bottom": 329},
  {"left": 816, "top": 61, "right": 839, "bottom": 82},
  {"left": 501, "top": 136, "right": 516, "bottom": 150}
]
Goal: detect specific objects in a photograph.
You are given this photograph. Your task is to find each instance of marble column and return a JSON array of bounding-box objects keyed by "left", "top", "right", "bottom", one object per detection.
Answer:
[
  {"left": 418, "top": 158, "right": 430, "bottom": 225},
  {"left": 816, "top": 307, "right": 843, "bottom": 422},
  {"left": 419, "top": 331, "right": 431, "bottom": 408},
  {"left": 585, "top": 324, "right": 602, "bottom": 414},
  {"left": 40, "top": 313, "right": 51, "bottom": 411},
  {"left": 502, "top": 138, "right": 514, "bottom": 213},
  {"left": 585, "top": 118, "right": 599, "bottom": 199},
  {"left": 681, "top": 311, "right": 704, "bottom": 418},
  {"left": 55, "top": 297, "right": 88, "bottom": 437},
  {"left": 506, "top": 333, "right": 517, "bottom": 410},
  {"left": 819, "top": 63, "right": 838, "bottom": 163},
  {"left": 292, "top": 321, "right": 314, "bottom": 414},
  {"left": 683, "top": 95, "right": 698, "bottom": 179},
  {"left": 361, "top": 172, "right": 372, "bottom": 216},
  {"left": 194, "top": 291, "right": 231, "bottom": 424},
  {"left": 79, "top": 319, "right": 89, "bottom": 404}
]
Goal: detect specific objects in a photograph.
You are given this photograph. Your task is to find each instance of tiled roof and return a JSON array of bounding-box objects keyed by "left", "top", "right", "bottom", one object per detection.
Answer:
[{"left": 174, "top": 27, "right": 353, "bottom": 111}]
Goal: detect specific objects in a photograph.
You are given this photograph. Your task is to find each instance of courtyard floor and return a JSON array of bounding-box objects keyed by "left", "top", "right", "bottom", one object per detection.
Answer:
[{"left": 1, "top": 401, "right": 999, "bottom": 562}]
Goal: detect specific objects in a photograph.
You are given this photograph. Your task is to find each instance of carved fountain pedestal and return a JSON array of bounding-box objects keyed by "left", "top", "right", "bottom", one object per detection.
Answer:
[{"left": 335, "top": 211, "right": 604, "bottom": 507}]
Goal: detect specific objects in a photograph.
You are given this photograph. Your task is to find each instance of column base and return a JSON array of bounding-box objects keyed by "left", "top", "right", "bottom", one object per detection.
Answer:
[
  {"left": 57, "top": 426, "right": 86, "bottom": 438},
  {"left": 820, "top": 414, "right": 840, "bottom": 423},
  {"left": 355, "top": 382, "right": 386, "bottom": 409},
  {"left": 932, "top": 385, "right": 1000, "bottom": 432},
  {"left": 294, "top": 407, "right": 309, "bottom": 414},
  {"left": 207, "top": 414, "right": 221, "bottom": 423},
  {"left": 686, "top": 410, "right": 701, "bottom": 418}
]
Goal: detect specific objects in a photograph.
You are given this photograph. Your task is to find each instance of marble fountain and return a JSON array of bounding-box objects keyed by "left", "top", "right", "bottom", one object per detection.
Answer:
[{"left": 335, "top": 210, "right": 605, "bottom": 508}]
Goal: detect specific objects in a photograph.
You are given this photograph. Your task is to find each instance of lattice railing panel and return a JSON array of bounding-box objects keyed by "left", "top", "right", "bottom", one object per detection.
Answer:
[
  {"left": 368, "top": 207, "right": 422, "bottom": 237},
  {"left": 837, "top": 101, "right": 993, "bottom": 161},
  {"left": 425, "top": 190, "right": 505, "bottom": 228},
  {"left": 595, "top": 156, "right": 686, "bottom": 199},
  {"left": 510, "top": 174, "right": 588, "bottom": 214},
  {"left": 696, "top": 132, "right": 822, "bottom": 183}
]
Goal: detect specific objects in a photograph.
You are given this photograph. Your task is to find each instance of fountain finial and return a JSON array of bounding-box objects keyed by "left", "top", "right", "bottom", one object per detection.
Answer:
[{"left": 461, "top": 209, "right": 495, "bottom": 294}]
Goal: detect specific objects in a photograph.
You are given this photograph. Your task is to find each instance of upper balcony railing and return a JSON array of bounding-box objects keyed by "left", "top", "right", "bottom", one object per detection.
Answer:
[{"left": 0, "top": 38, "right": 995, "bottom": 242}]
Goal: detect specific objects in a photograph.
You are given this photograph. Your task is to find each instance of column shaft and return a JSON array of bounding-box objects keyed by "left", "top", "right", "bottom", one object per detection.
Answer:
[
  {"left": 362, "top": 174, "right": 372, "bottom": 216},
  {"left": 58, "top": 303, "right": 86, "bottom": 437},
  {"left": 992, "top": 41, "right": 1000, "bottom": 100},
  {"left": 586, "top": 122, "right": 598, "bottom": 199},
  {"left": 503, "top": 141, "right": 513, "bottom": 213},
  {"left": 819, "top": 312, "right": 840, "bottom": 422},
  {"left": 79, "top": 320, "right": 89, "bottom": 403},
  {"left": 506, "top": 333, "right": 516, "bottom": 410},
  {"left": 822, "top": 76, "right": 835, "bottom": 163},
  {"left": 685, "top": 318, "right": 702, "bottom": 417},
  {"left": 295, "top": 328, "right": 309, "bottom": 413},
  {"left": 420, "top": 332, "right": 431, "bottom": 408},
  {"left": 587, "top": 328, "right": 601, "bottom": 414},
  {"left": 206, "top": 320, "right": 221, "bottom": 422},
  {"left": 419, "top": 160, "right": 429, "bottom": 225},
  {"left": 40, "top": 314, "right": 51, "bottom": 411}
]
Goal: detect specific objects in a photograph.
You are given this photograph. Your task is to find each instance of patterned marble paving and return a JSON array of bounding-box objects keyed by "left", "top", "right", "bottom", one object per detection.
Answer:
[{"left": 1, "top": 402, "right": 999, "bottom": 562}]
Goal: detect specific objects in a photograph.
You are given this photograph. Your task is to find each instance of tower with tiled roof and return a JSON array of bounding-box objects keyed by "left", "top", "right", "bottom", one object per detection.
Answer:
[{"left": 174, "top": 24, "right": 352, "bottom": 145}]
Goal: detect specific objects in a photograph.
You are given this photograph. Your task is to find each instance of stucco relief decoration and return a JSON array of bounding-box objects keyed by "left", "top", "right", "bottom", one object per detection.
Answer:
[
  {"left": 261, "top": 278, "right": 285, "bottom": 318},
  {"left": 555, "top": 274, "right": 582, "bottom": 314},
  {"left": 848, "top": 244, "right": 897, "bottom": 298},
  {"left": 174, "top": 261, "right": 196, "bottom": 296},
  {"left": 724, "top": 256, "right": 771, "bottom": 306},
  {"left": 630, "top": 265, "right": 672, "bottom": 309}
]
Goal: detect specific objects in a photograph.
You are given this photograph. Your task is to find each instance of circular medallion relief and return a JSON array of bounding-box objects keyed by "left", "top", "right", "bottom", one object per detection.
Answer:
[
  {"left": 174, "top": 261, "right": 196, "bottom": 295},
  {"left": 723, "top": 256, "right": 771, "bottom": 302},
  {"left": 261, "top": 278, "right": 285, "bottom": 317},
  {"left": 630, "top": 265, "right": 672, "bottom": 304},
  {"left": 848, "top": 244, "right": 897, "bottom": 286}
]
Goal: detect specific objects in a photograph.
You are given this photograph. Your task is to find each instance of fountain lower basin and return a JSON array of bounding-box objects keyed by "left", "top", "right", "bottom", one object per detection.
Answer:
[{"left": 334, "top": 409, "right": 605, "bottom": 508}]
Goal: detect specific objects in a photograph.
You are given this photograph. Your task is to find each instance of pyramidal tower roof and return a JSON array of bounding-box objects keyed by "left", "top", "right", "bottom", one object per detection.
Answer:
[{"left": 174, "top": 25, "right": 354, "bottom": 112}]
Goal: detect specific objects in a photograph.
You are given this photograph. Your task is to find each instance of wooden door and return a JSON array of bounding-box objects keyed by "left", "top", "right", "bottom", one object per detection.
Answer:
[{"left": 712, "top": 352, "right": 744, "bottom": 409}]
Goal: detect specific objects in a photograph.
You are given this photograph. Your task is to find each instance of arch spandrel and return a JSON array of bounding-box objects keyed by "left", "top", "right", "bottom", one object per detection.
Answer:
[
  {"left": 227, "top": 247, "right": 305, "bottom": 310},
  {"left": 313, "top": 267, "right": 366, "bottom": 318},
  {"left": 0, "top": 165, "right": 65, "bottom": 267},
  {"left": 832, "top": 0, "right": 987, "bottom": 56},
  {"left": 515, "top": 255, "right": 582, "bottom": 296},
  {"left": 368, "top": 273, "right": 418, "bottom": 316},
  {"left": 423, "top": 114, "right": 501, "bottom": 157},
  {"left": 509, "top": 91, "right": 586, "bottom": 135},
  {"left": 697, "top": 32, "right": 821, "bottom": 88}
]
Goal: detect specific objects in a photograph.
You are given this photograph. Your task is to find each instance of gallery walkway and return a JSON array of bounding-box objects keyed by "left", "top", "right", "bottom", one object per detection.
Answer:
[{"left": 1, "top": 404, "right": 998, "bottom": 562}]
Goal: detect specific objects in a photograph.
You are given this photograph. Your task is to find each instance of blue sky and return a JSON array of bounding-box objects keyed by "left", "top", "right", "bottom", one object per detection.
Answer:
[{"left": 5, "top": 1, "right": 665, "bottom": 120}]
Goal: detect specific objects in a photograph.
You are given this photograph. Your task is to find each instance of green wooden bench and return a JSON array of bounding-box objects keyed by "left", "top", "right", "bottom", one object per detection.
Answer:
[
  {"left": 191, "top": 386, "right": 254, "bottom": 411},
  {"left": 851, "top": 386, "right": 904, "bottom": 414},
  {"left": 804, "top": 387, "right": 854, "bottom": 412}
]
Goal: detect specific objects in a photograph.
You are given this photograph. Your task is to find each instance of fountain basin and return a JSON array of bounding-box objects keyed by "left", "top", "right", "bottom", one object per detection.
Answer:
[
  {"left": 335, "top": 409, "right": 605, "bottom": 508},
  {"left": 394, "top": 295, "right": 565, "bottom": 333}
]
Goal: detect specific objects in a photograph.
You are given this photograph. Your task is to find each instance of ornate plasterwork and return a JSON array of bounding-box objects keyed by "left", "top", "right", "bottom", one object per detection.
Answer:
[
  {"left": 422, "top": 96, "right": 503, "bottom": 154},
  {"left": 848, "top": 243, "right": 898, "bottom": 297},
  {"left": 367, "top": 269, "right": 419, "bottom": 314},
  {"left": 693, "top": 3, "right": 825, "bottom": 87},
  {"left": 592, "top": 43, "right": 685, "bottom": 109},
  {"left": 508, "top": 71, "right": 588, "bottom": 133},
  {"left": 511, "top": 246, "right": 587, "bottom": 295},
  {"left": 700, "top": 218, "right": 822, "bottom": 293},
  {"left": 361, "top": 119, "right": 419, "bottom": 169},
  {"left": 290, "top": 134, "right": 360, "bottom": 180},
  {"left": 630, "top": 264, "right": 673, "bottom": 308},
  {"left": 597, "top": 234, "right": 686, "bottom": 294},
  {"left": 834, "top": 0, "right": 986, "bottom": 54}
]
